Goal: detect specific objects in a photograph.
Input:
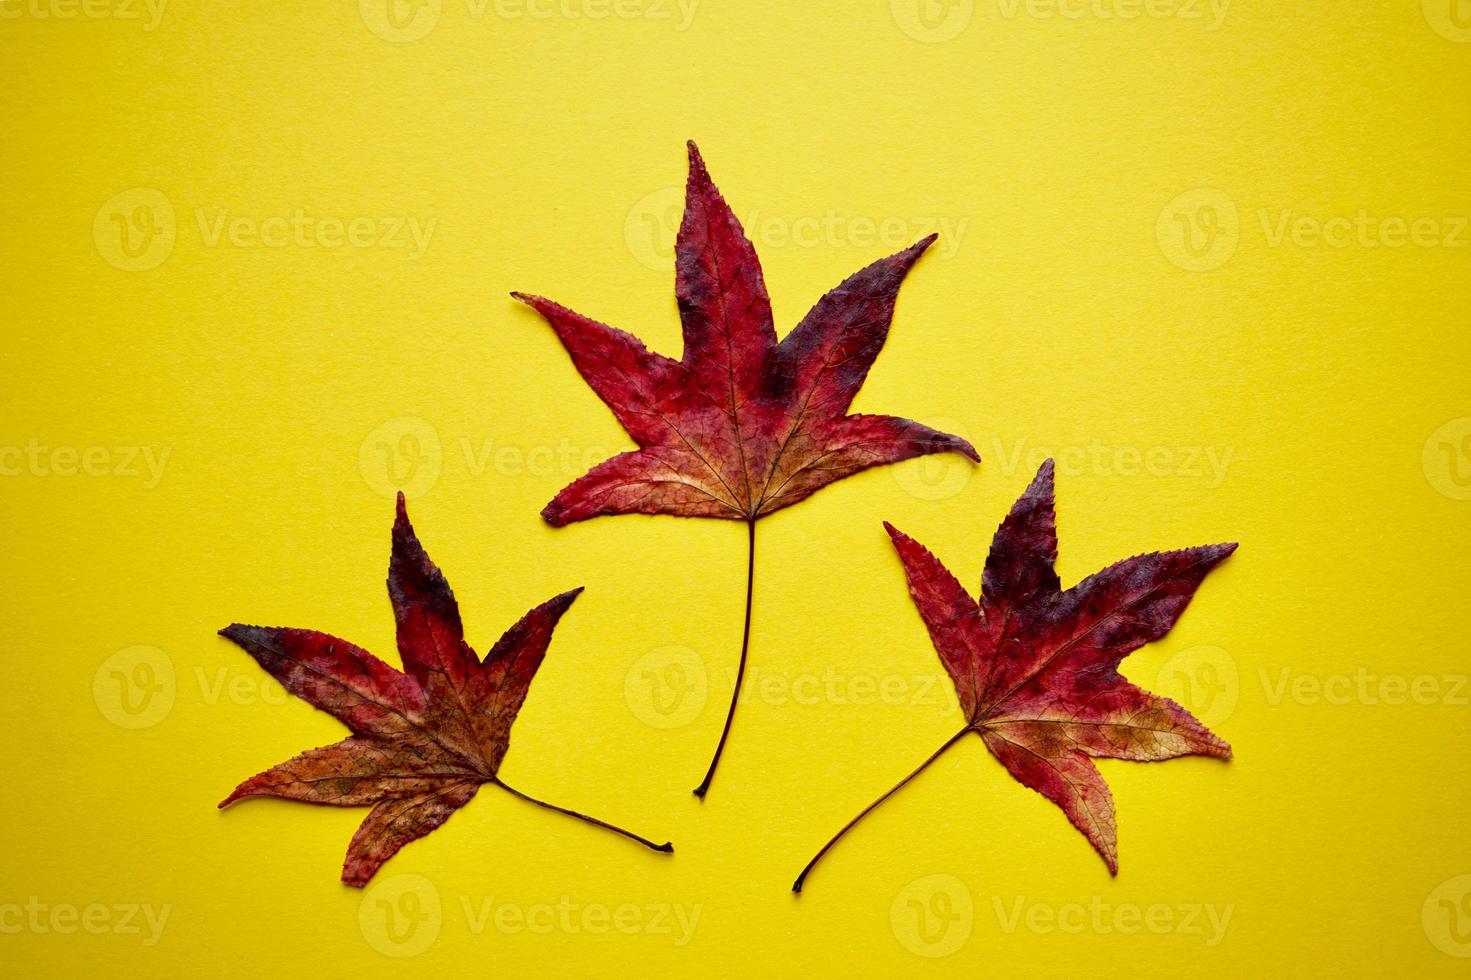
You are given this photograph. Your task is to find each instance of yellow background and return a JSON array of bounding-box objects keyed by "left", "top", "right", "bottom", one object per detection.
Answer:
[{"left": 3, "top": 1, "right": 1469, "bottom": 975}]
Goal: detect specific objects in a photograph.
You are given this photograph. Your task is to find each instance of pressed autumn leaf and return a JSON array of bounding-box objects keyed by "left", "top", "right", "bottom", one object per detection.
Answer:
[
  {"left": 218, "top": 494, "right": 672, "bottom": 887},
  {"left": 793, "top": 459, "right": 1236, "bottom": 892},
  {"left": 514, "top": 141, "right": 978, "bottom": 796}
]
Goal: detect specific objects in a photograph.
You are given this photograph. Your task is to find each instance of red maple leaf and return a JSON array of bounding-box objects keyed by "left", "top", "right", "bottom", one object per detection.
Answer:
[
  {"left": 515, "top": 142, "right": 978, "bottom": 796},
  {"left": 218, "top": 494, "right": 672, "bottom": 887},
  {"left": 794, "top": 460, "right": 1236, "bottom": 892}
]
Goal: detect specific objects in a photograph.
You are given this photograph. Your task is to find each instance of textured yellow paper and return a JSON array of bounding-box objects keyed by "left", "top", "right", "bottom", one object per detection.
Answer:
[{"left": 2, "top": 1, "right": 1469, "bottom": 975}]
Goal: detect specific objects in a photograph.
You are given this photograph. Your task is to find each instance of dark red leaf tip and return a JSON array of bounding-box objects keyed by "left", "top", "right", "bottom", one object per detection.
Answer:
[
  {"left": 882, "top": 233, "right": 940, "bottom": 273},
  {"left": 513, "top": 292, "right": 574, "bottom": 322},
  {"left": 392, "top": 493, "right": 419, "bottom": 551},
  {"left": 218, "top": 782, "right": 254, "bottom": 809},
  {"left": 547, "top": 586, "right": 585, "bottom": 615},
  {"left": 1167, "top": 541, "right": 1239, "bottom": 567},
  {"left": 219, "top": 622, "right": 260, "bottom": 644}
]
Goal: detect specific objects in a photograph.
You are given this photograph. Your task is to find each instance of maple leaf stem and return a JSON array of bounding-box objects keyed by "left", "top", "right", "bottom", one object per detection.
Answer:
[
  {"left": 791, "top": 725, "right": 974, "bottom": 894},
  {"left": 693, "top": 518, "right": 757, "bottom": 799},
  {"left": 491, "top": 778, "right": 674, "bottom": 853}
]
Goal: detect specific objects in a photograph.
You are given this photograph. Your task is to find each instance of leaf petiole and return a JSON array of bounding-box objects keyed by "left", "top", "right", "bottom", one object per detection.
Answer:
[
  {"left": 693, "top": 518, "right": 757, "bottom": 799},
  {"left": 792, "top": 725, "right": 974, "bottom": 894},
  {"left": 491, "top": 777, "right": 673, "bottom": 853}
]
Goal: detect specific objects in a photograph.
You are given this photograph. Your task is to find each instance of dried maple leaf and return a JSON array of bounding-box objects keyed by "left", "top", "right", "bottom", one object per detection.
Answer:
[
  {"left": 218, "top": 494, "right": 672, "bottom": 887},
  {"left": 514, "top": 142, "right": 978, "bottom": 796},
  {"left": 793, "top": 459, "right": 1236, "bottom": 892}
]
